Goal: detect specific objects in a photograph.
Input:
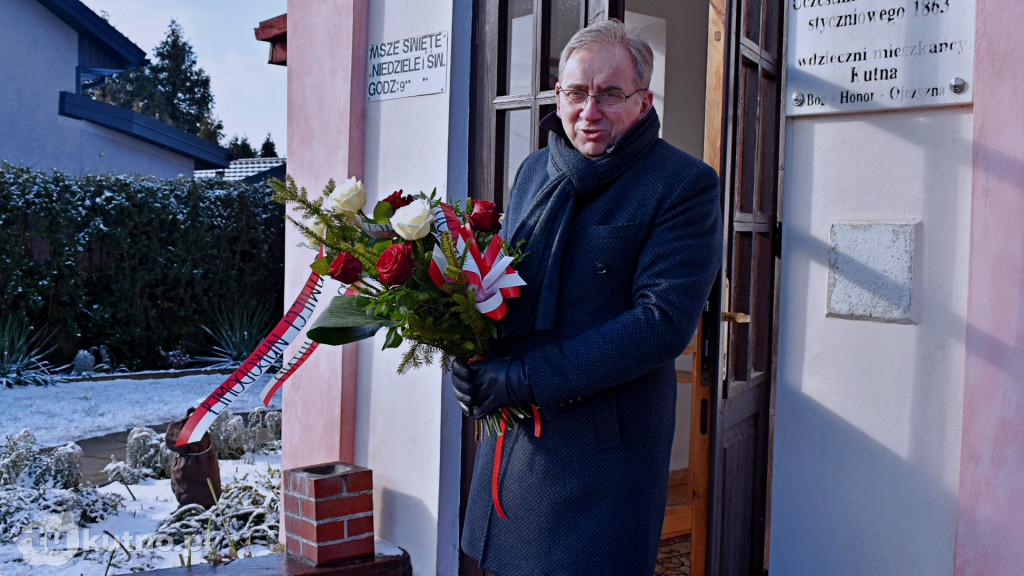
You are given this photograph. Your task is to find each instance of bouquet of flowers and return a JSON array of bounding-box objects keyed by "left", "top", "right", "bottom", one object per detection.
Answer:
[{"left": 270, "top": 176, "right": 528, "bottom": 434}]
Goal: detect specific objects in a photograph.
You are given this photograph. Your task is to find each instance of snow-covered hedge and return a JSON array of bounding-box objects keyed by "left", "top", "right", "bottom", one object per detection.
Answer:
[
  {"left": 1, "top": 430, "right": 82, "bottom": 489},
  {"left": 0, "top": 162, "right": 284, "bottom": 370}
]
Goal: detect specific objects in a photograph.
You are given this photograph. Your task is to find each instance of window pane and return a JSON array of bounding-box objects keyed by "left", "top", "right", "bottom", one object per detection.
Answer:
[
  {"left": 506, "top": 0, "right": 534, "bottom": 95},
  {"left": 538, "top": 103, "right": 555, "bottom": 149},
  {"left": 546, "top": 0, "right": 583, "bottom": 90},
  {"left": 504, "top": 109, "right": 532, "bottom": 199},
  {"left": 743, "top": 0, "right": 763, "bottom": 46}
]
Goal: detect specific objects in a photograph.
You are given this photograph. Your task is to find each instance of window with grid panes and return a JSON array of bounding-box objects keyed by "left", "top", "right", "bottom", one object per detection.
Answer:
[{"left": 468, "top": 1, "right": 621, "bottom": 211}]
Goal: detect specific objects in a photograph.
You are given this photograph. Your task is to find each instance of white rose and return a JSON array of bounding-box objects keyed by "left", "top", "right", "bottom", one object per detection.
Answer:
[
  {"left": 302, "top": 215, "right": 326, "bottom": 245},
  {"left": 327, "top": 177, "right": 366, "bottom": 213},
  {"left": 391, "top": 198, "right": 433, "bottom": 240}
]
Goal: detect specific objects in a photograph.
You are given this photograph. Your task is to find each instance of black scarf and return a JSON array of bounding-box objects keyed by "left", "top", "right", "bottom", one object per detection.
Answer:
[{"left": 503, "top": 108, "right": 661, "bottom": 338}]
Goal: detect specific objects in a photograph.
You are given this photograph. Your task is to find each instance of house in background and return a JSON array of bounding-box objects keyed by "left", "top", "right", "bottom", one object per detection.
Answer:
[
  {"left": 194, "top": 156, "right": 287, "bottom": 183},
  {"left": 1, "top": 0, "right": 232, "bottom": 178}
]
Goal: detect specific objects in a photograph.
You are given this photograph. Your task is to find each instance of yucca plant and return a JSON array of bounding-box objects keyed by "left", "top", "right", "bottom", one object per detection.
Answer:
[
  {"left": 0, "top": 317, "right": 63, "bottom": 387},
  {"left": 195, "top": 303, "right": 276, "bottom": 369}
]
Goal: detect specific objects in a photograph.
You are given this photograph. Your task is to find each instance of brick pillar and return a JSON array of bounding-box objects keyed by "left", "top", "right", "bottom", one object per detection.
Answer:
[{"left": 283, "top": 463, "right": 374, "bottom": 565}]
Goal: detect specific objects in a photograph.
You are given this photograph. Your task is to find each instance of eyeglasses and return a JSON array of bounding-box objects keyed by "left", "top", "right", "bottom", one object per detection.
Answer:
[{"left": 556, "top": 88, "right": 647, "bottom": 110}]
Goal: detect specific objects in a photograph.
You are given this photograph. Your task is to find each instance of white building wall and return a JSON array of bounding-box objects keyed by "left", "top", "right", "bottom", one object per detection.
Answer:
[
  {"left": 1, "top": 0, "right": 77, "bottom": 169},
  {"left": 358, "top": 2, "right": 461, "bottom": 575},
  {"left": 771, "top": 109, "right": 972, "bottom": 575},
  {"left": 57, "top": 116, "right": 196, "bottom": 178}
]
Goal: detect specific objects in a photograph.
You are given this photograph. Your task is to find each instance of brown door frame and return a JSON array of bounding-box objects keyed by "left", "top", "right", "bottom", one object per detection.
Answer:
[
  {"left": 700, "top": 0, "right": 785, "bottom": 573},
  {"left": 692, "top": 3, "right": 728, "bottom": 574}
]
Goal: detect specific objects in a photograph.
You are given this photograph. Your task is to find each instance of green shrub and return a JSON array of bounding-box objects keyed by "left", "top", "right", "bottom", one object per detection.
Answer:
[
  {"left": 0, "top": 316, "right": 63, "bottom": 387},
  {"left": 195, "top": 302, "right": 276, "bottom": 368},
  {"left": 0, "top": 163, "right": 284, "bottom": 369}
]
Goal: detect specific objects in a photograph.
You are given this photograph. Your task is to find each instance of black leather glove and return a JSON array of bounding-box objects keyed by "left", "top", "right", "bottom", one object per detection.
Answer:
[
  {"left": 451, "top": 360, "right": 476, "bottom": 416},
  {"left": 450, "top": 357, "right": 534, "bottom": 419}
]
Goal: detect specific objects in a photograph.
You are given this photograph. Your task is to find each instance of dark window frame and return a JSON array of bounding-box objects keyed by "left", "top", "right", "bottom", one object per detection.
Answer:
[{"left": 469, "top": 0, "right": 623, "bottom": 210}]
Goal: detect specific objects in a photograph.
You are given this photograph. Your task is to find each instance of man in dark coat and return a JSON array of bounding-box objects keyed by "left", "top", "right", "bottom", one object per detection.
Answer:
[{"left": 452, "top": 19, "right": 722, "bottom": 575}]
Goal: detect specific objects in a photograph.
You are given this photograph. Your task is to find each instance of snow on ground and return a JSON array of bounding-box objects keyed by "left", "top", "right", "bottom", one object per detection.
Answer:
[
  {"left": 0, "top": 372, "right": 284, "bottom": 575},
  {"left": 0, "top": 371, "right": 282, "bottom": 448},
  {"left": 0, "top": 455, "right": 282, "bottom": 575}
]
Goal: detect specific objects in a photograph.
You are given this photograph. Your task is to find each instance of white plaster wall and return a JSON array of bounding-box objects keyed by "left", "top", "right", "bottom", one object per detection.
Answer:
[
  {"left": 358, "top": 3, "right": 458, "bottom": 575},
  {"left": 1, "top": 0, "right": 77, "bottom": 168},
  {"left": 771, "top": 109, "right": 971, "bottom": 575},
  {"left": 625, "top": 1, "right": 710, "bottom": 157}
]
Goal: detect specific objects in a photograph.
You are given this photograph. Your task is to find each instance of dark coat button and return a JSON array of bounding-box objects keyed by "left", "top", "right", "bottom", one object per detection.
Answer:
[{"left": 595, "top": 262, "right": 608, "bottom": 274}]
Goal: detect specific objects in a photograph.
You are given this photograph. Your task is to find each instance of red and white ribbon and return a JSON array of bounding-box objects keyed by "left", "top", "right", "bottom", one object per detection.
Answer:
[
  {"left": 429, "top": 204, "right": 525, "bottom": 320},
  {"left": 259, "top": 339, "right": 319, "bottom": 405},
  {"left": 359, "top": 217, "right": 396, "bottom": 239},
  {"left": 175, "top": 271, "right": 323, "bottom": 446}
]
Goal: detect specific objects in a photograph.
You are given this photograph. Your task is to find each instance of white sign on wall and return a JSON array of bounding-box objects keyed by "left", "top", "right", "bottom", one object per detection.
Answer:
[
  {"left": 367, "top": 31, "right": 449, "bottom": 102},
  {"left": 787, "top": 0, "right": 974, "bottom": 116}
]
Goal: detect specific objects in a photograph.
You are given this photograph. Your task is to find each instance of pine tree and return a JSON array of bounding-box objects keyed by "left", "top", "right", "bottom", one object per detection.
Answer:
[
  {"left": 200, "top": 115, "right": 225, "bottom": 144},
  {"left": 259, "top": 134, "right": 278, "bottom": 158},
  {"left": 89, "top": 20, "right": 219, "bottom": 143},
  {"left": 227, "top": 135, "right": 257, "bottom": 159}
]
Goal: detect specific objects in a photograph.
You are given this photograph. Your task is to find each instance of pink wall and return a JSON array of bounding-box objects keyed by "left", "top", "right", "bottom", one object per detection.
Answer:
[
  {"left": 955, "top": 2, "right": 1024, "bottom": 574},
  {"left": 281, "top": 0, "right": 368, "bottom": 472}
]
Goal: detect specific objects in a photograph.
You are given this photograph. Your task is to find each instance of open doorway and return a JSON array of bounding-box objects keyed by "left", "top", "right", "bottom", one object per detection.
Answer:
[
  {"left": 623, "top": 4, "right": 712, "bottom": 575},
  {"left": 629, "top": 2, "right": 784, "bottom": 574}
]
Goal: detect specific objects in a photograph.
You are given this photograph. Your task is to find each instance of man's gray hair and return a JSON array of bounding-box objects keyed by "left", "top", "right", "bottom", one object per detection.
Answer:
[{"left": 558, "top": 19, "right": 654, "bottom": 90}]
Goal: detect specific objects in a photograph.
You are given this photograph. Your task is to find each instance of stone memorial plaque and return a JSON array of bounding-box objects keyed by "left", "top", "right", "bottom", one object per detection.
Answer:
[{"left": 827, "top": 222, "right": 918, "bottom": 323}]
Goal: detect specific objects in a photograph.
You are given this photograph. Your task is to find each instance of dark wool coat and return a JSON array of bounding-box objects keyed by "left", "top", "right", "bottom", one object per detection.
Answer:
[{"left": 461, "top": 111, "right": 722, "bottom": 576}]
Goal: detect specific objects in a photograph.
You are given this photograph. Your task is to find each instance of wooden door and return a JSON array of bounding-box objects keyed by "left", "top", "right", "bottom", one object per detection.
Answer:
[{"left": 702, "top": 0, "right": 784, "bottom": 574}]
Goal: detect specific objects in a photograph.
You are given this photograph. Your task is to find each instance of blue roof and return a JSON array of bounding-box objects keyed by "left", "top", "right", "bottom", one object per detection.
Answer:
[
  {"left": 36, "top": 0, "right": 148, "bottom": 77},
  {"left": 59, "top": 92, "right": 233, "bottom": 170}
]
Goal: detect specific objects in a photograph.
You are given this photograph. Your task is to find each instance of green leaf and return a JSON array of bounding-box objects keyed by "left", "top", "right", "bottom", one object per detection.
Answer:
[
  {"left": 382, "top": 326, "right": 404, "bottom": 349},
  {"left": 306, "top": 295, "right": 383, "bottom": 345},
  {"left": 308, "top": 323, "right": 382, "bottom": 346},
  {"left": 373, "top": 200, "right": 395, "bottom": 222},
  {"left": 311, "top": 256, "right": 332, "bottom": 276},
  {"left": 312, "top": 295, "right": 377, "bottom": 326}
]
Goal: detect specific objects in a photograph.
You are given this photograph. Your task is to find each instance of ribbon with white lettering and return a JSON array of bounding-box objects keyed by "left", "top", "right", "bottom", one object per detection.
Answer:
[
  {"left": 259, "top": 339, "right": 319, "bottom": 405},
  {"left": 175, "top": 270, "right": 323, "bottom": 446}
]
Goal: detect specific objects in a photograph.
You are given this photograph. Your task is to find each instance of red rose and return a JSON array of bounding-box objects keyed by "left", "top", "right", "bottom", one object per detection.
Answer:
[
  {"left": 327, "top": 251, "right": 362, "bottom": 284},
  {"left": 376, "top": 242, "right": 414, "bottom": 285},
  {"left": 383, "top": 190, "right": 414, "bottom": 212},
  {"left": 468, "top": 199, "right": 501, "bottom": 233}
]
